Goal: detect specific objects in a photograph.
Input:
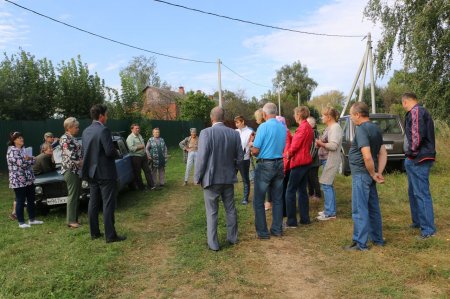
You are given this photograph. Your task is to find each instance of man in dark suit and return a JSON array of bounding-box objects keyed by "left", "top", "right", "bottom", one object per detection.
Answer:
[
  {"left": 194, "top": 107, "right": 243, "bottom": 251},
  {"left": 82, "top": 104, "right": 126, "bottom": 243}
]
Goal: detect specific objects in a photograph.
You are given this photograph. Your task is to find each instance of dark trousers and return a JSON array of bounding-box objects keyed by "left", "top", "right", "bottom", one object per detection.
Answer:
[
  {"left": 307, "top": 166, "right": 321, "bottom": 197},
  {"left": 131, "top": 156, "right": 154, "bottom": 189},
  {"left": 286, "top": 165, "right": 311, "bottom": 226},
  {"left": 282, "top": 170, "right": 291, "bottom": 218},
  {"left": 14, "top": 184, "right": 36, "bottom": 224},
  {"left": 238, "top": 159, "right": 251, "bottom": 201},
  {"left": 88, "top": 179, "right": 118, "bottom": 240}
]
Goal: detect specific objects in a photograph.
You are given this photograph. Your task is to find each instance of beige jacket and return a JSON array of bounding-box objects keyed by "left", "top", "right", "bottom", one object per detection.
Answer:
[{"left": 319, "top": 123, "right": 343, "bottom": 185}]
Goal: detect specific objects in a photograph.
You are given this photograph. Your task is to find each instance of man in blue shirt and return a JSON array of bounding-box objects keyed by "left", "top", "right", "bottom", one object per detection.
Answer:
[
  {"left": 345, "top": 102, "right": 387, "bottom": 251},
  {"left": 250, "top": 103, "right": 286, "bottom": 239}
]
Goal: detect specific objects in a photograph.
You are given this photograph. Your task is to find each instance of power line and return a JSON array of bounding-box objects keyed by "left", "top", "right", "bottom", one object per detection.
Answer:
[
  {"left": 221, "top": 63, "right": 272, "bottom": 89},
  {"left": 154, "top": 0, "right": 366, "bottom": 38},
  {"left": 4, "top": 0, "right": 215, "bottom": 64}
]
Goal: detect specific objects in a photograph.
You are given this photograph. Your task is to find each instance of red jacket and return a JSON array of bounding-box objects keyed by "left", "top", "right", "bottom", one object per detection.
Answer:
[
  {"left": 283, "top": 130, "right": 293, "bottom": 174},
  {"left": 288, "top": 120, "right": 313, "bottom": 169}
]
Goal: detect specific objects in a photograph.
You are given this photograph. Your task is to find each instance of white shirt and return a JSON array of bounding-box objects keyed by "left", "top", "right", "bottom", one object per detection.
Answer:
[{"left": 235, "top": 126, "right": 253, "bottom": 160}]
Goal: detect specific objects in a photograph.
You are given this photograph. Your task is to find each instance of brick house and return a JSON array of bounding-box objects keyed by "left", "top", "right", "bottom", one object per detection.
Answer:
[{"left": 142, "top": 86, "right": 186, "bottom": 120}]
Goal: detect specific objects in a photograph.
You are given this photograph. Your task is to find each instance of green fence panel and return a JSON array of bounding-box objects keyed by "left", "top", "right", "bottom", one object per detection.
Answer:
[{"left": 0, "top": 119, "right": 204, "bottom": 172}]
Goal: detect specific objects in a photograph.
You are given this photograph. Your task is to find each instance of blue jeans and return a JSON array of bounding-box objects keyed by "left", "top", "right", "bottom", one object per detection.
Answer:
[
  {"left": 253, "top": 160, "right": 284, "bottom": 237},
  {"left": 351, "top": 173, "right": 384, "bottom": 249},
  {"left": 321, "top": 183, "right": 336, "bottom": 216},
  {"left": 404, "top": 159, "right": 436, "bottom": 236},
  {"left": 286, "top": 165, "right": 311, "bottom": 226},
  {"left": 14, "top": 184, "right": 36, "bottom": 224},
  {"left": 238, "top": 159, "right": 251, "bottom": 201}
]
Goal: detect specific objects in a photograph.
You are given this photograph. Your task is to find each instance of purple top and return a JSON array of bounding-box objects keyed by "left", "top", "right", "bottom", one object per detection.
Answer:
[{"left": 7, "top": 146, "right": 36, "bottom": 189}]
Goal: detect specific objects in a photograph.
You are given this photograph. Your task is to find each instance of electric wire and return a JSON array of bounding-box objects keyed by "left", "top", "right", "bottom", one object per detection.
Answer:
[
  {"left": 221, "top": 63, "right": 272, "bottom": 89},
  {"left": 154, "top": 0, "right": 366, "bottom": 38},
  {"left": 5, "top": 0, "right": 309, "bottom": 90},
  {"left": 4, "top": 0, "right": 215, "bottom": 64}
]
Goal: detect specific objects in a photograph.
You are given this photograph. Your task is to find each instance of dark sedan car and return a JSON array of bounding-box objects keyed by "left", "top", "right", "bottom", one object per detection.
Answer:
[
  {"left": 338, "top": 113, "right": 405, "bottom": 176},
  {"left": 34, "top": 135, "right": 134, "bottom": 210}
]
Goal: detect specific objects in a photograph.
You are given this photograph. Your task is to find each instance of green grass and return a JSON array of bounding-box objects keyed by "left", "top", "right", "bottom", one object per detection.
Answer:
[{"left": 1, "top": 137, "right": 449, "bottom": 298}]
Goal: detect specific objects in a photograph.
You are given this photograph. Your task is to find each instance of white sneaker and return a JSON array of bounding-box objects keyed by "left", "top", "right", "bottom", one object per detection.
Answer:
[
  {"left": 29, "top": 220, "right": 44, "bottom": 225},
  {"left": 318, "top": 211, "right": 325, "bottom": 216},
  {"left": 317, "top": 215, "right": 336, "bottom": 221},
  {"left": 19, "top": 223, "right": 31, "bottom": 228}
]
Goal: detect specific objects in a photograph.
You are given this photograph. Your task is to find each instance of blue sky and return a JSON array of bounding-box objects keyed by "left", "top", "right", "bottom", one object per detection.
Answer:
[{"left": 0, "top": 0, "right": 399, "bottom": 100}]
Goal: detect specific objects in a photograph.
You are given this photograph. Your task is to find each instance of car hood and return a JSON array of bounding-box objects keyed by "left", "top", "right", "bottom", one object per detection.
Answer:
[{"left": 34, "top": 170, "right": 65, "bottom": 185}]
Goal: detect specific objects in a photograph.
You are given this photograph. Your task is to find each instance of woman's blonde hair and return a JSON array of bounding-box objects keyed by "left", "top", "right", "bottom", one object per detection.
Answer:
[
  {"left": 294, "top": 106, "right": 310, "bottom": 120},
  {"left": 254, "top": 108, "right": 264, "bottom": 124},
  {"left": 322, "top": 107, "right": 340, "bottom": 122},
  {"left": 64, "top": 117, "right": 79, "bottom": 131}
]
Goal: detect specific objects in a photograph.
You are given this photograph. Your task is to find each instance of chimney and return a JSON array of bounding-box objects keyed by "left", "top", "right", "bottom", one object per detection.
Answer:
[{"left": 178, "top": 86, "right": 185, "bottom": 95}]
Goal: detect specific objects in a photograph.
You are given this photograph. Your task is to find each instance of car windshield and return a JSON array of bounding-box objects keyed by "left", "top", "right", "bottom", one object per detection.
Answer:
[{"left": 370, "top": 118, "right": 402, "bottom": 134}]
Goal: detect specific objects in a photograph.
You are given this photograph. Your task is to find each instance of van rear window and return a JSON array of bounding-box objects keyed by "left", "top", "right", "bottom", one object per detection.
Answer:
[{"left": 370, "top": 118, "right": 402, "bottom": 134}]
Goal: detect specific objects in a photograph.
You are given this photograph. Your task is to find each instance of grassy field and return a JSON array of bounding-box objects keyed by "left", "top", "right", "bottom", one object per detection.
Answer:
[{"left": 1, "top": 136, "right": 449, "bottom": 298}]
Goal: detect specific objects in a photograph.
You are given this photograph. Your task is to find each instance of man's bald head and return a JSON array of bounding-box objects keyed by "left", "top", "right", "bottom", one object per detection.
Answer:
[{"left": 210, "top": 106, "right": 225, "bottom": 123}]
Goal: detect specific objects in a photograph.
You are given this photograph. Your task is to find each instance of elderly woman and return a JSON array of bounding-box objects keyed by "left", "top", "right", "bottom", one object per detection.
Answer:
[
  {"left": 60, "top": 117, "right": 83, "bottom": 228},
  {"left": 285, "top": 106, "right": 314, "bottom": 227},
  {"left": 146, "top": 128, "right": 168, "bottom": 188},
  {"left": 315, "top": 107, "right": 342, "bottom": 221},
  {"left": 7, "top": 131, "right": 44, "bottom": 228}
]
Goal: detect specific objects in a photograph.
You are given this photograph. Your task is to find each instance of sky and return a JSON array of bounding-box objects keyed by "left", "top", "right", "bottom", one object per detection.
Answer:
[{"left": 0, "top": 0, "right": 401, "bottom": 100}]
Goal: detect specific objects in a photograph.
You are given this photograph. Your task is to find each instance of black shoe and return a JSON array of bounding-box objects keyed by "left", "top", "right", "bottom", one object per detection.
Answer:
[
  {"left": 91, "top": 233, "right": 104, "bottom": 240},
  {"left": 270, "top": 230, "right": 283, "bottom": 237},
  {"left": 106, "top": 235, "right": 127, "bottom": 243},
  {"left": 416, "top": 234, "right": 435, "bottom": 240},
  {"left": 343, "top": 242, "right": 368, "bottom": 251},
  {"left": 257, "top": 235, "right": 270, "bottom": 240}
]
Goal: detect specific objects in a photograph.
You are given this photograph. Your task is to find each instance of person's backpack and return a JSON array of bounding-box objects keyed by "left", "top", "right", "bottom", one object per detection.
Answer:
[{"left": 310, "top": 129, "right": 320, "bottom": 159}]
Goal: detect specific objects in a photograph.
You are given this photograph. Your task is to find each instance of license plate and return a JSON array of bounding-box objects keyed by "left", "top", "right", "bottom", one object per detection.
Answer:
[
  {"left": 385, "top": 144, "right": 393, "bottom": 150},
  {"left": 46, "top": 196, "right": 68, "bottom": 205}
]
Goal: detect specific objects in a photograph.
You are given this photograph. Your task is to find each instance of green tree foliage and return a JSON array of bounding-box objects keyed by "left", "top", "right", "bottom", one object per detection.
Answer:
[
  {"left": 272, "top": 61, "right": 318, "bottom": 104},
  {"left": 178, "top": 91, "right": 215, "bottom": 123},
  {"left": 119, "top": 55, "right": 170, "bottom": 117},
  {"left": 0, "top": 50, "right": 58, "bottom": 120},
  {"left": 364, "top": 0, "right": 450, "bottom": 121},
  {"left": 353, "top": 85, "right": 385, "bottom": 113},
  {"left": 215, "top": 90, "right": 260, "bottom": 121},
  {"left": 380, "top": 70, "right": 417, "bottom": 113},
  {"left": 57, "top": 56, "right": 105, "bottom": 118},
  {"left": 309, "top": 90, "right": 345, "bottom": 113}
]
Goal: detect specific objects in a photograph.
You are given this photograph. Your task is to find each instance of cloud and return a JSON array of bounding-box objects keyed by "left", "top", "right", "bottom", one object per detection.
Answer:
[
  {"left": 105, "top": 60, "right": 126, "bottom": 72},
  {"left": 0, "top": 8, "right": 29, "bottom": 49},
  {"left": 242, "top": 0, "right": 401, "bottom": 98},
  {"left": 87, "top": 63, "right": 98, "bottom": 71},
  {"left": 58, "top": 14, "right": 71, "bottom": 21}
]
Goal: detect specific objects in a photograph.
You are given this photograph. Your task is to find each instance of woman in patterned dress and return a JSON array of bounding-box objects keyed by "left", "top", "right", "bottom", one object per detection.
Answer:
[
  {"left": 6, "top": 132, "right": 44, "bottom": 228},
  {"left": 60, "top": 117, "right": 83, "bottom": 228},
  {"left": 146, "top": 128, "right": 168, "bottom": 188}
]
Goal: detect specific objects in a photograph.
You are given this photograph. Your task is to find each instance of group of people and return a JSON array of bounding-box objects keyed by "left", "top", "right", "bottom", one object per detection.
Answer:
[
  {"left": 194, "top": 93, "right": 436, "bottom": 252},
  {"left": 6, "top": 92, "right": 436, "bottom": 249}
]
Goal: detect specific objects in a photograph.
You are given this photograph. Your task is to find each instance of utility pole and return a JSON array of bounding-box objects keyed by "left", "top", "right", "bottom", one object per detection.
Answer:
[
  {"left": 277, "top": 82, "right": 284, "bottom": 116},
  {"left": 217, "top": 59, "right": 222, "bottom": 108},
  {"left": 340, "top": 32, "right": 377, "bottom": 117},
  {"left": 297, "top": 92, "right": 300, "bottom": 107}
]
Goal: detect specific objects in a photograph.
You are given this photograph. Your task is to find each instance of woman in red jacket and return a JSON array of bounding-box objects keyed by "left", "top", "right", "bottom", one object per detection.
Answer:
[{"left": 285, "top": 106, "right": 314, "bottom": 227}]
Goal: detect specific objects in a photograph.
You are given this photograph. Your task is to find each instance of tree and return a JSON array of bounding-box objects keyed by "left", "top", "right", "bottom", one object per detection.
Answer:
[
  {"left": 57, "top": 56, "right": 105, "bottom": 118},
  {"left": 178, "top": 91, "right": 215, "bottom": 123},
  {"left": 271, "top": 61, "right": 318, "bottom": 104},
  {"left": 364, "top": 0, "right": 450, "bottom": 121},
  {"left": 0, "top": 50, "right": 58, "bottom": 120},
  {"left": 309, "top": 90, "right": 345, "bottom": 113},
  {"left": 215, "top": 89, "right": 260, "bottom": 121},
  {"left": 119, "top": 55, "right": 170, "bottom": 116}
]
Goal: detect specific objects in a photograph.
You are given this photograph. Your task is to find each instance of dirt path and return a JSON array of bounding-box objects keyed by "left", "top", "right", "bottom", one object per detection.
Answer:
[{"left": 103, "top": 184, "right": 335, "bottom": 298}]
